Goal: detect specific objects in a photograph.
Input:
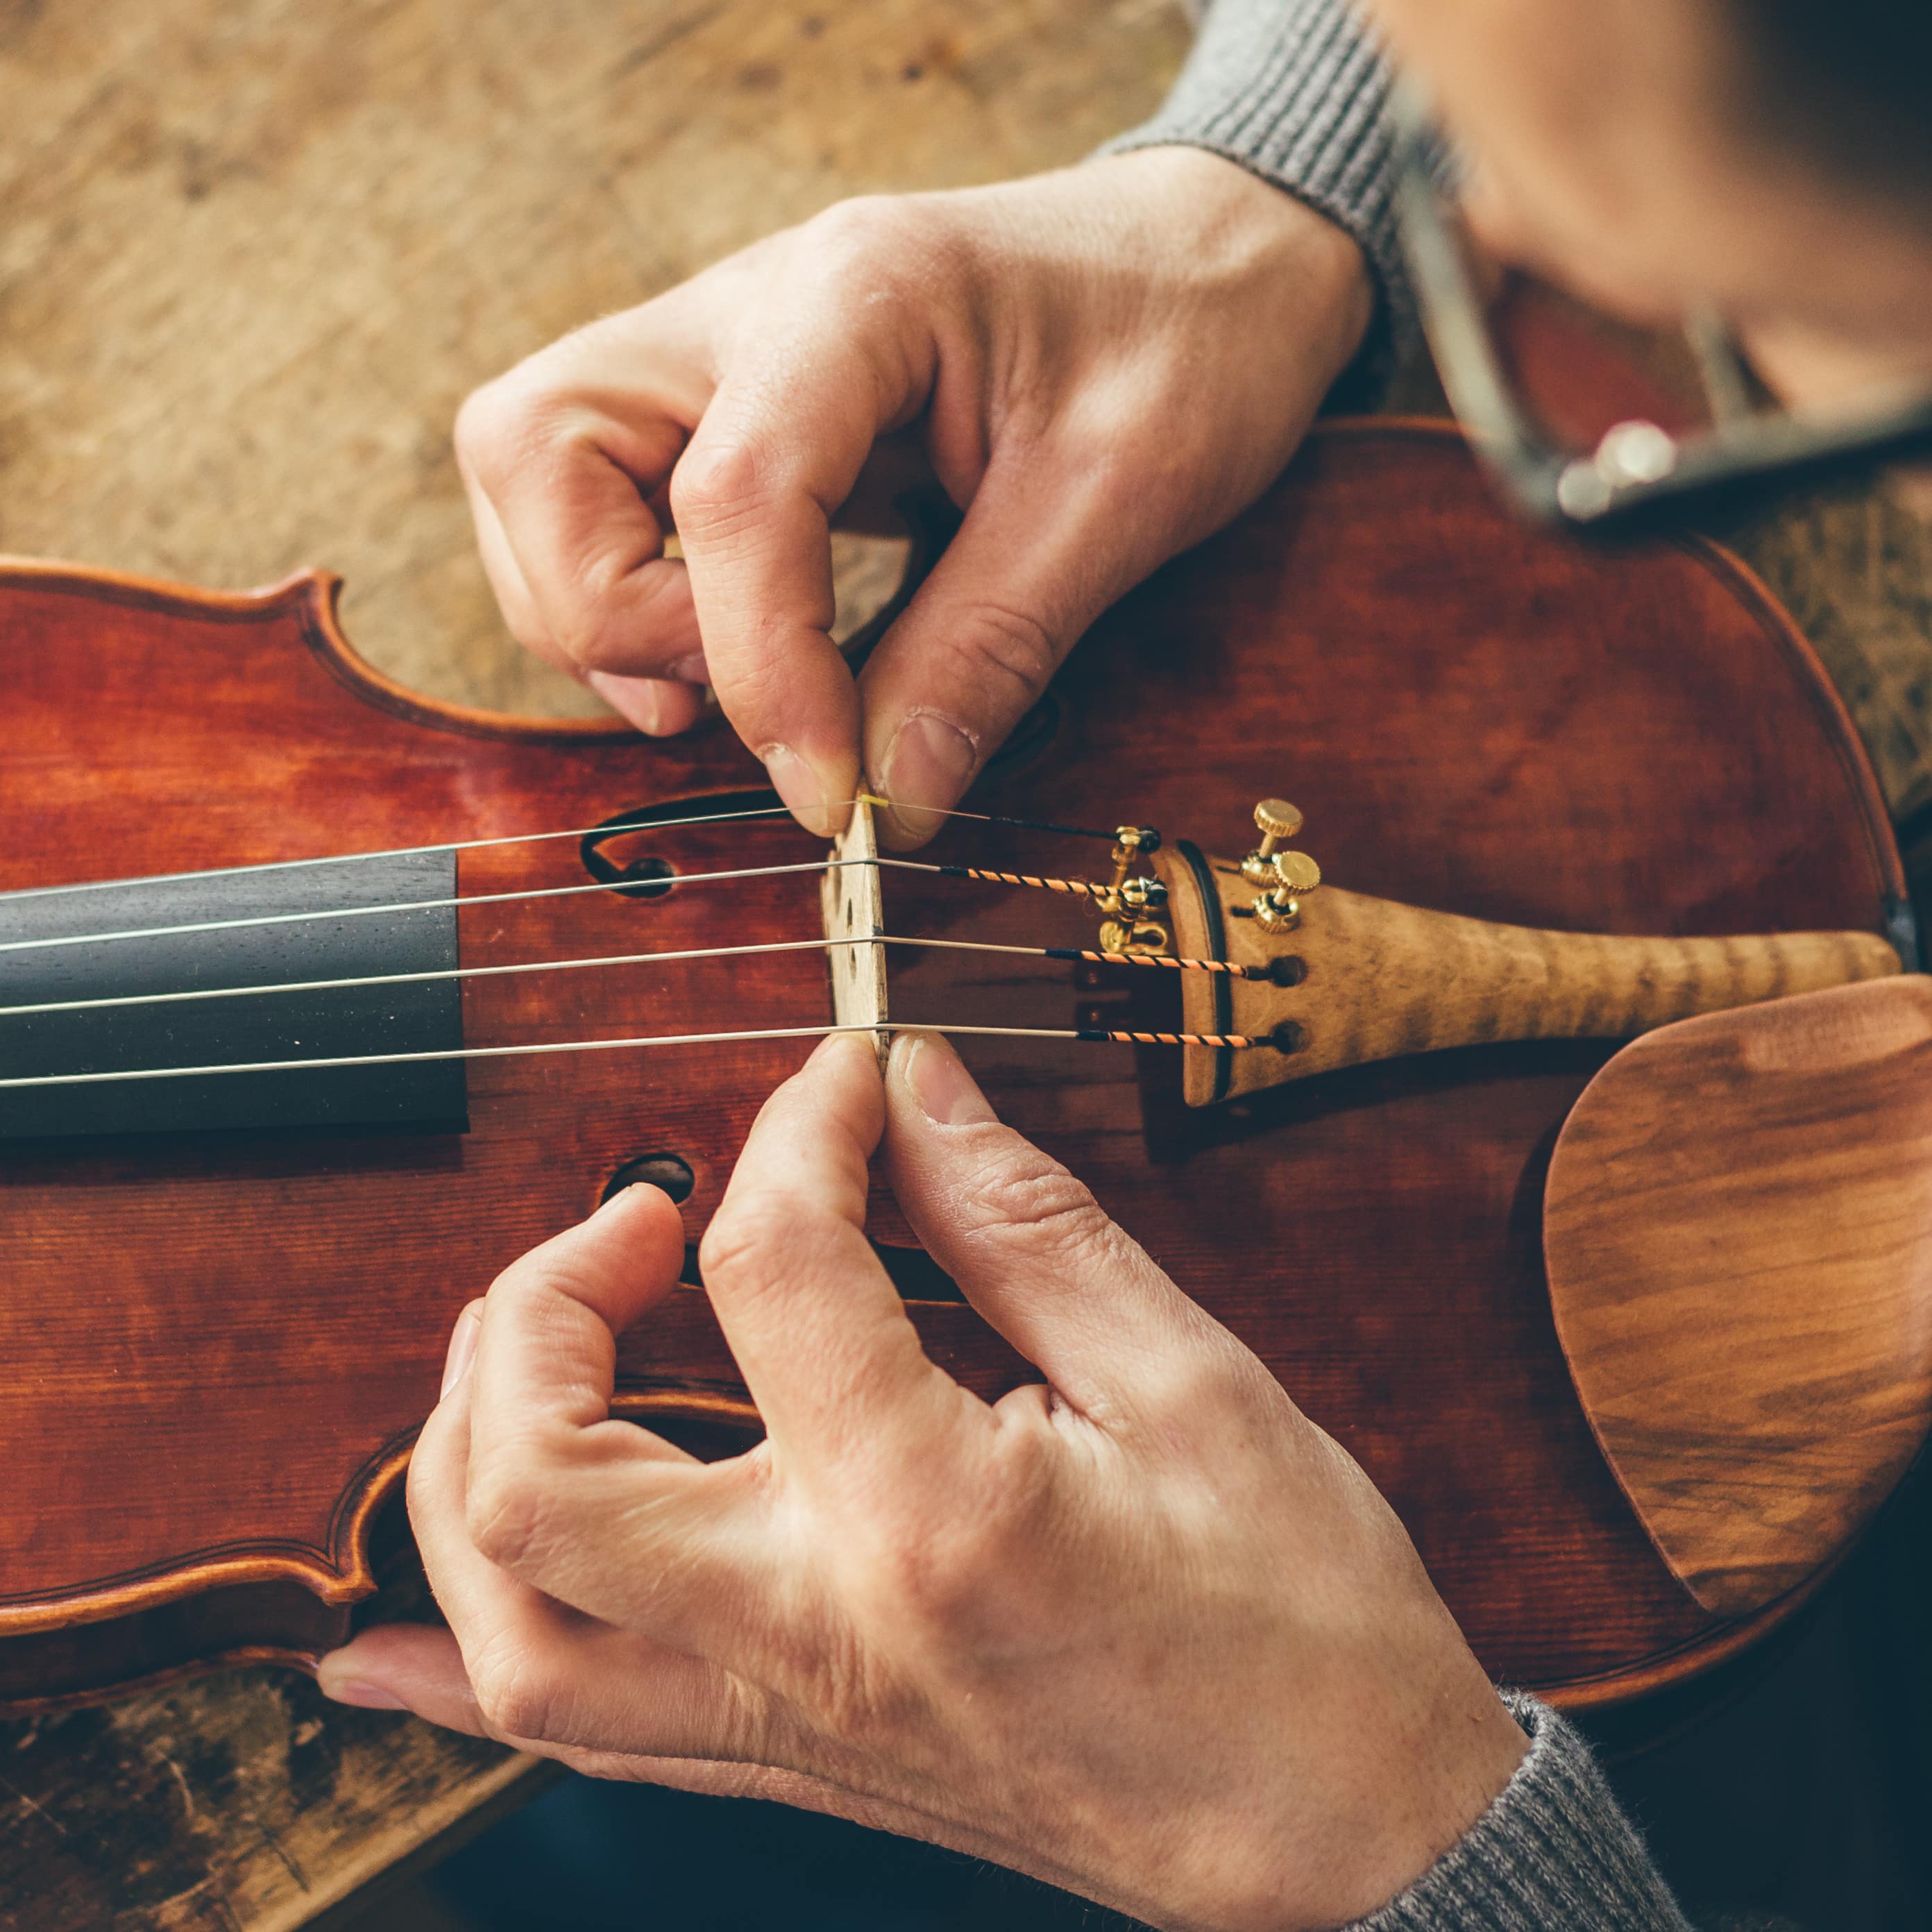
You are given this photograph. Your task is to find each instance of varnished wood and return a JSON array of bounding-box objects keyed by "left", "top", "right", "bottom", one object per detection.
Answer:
[
  {"left": 1545, "top": 976, "right": 1932, "bottom": 1616},
  {"left": 6, "top": 5, "right": 1925, "bottom": 1917},
  {"left": 1, "top": 423, "right": 1913, "bottom": 1731},
  {"left": 1158, "top": 865, "right": 1901, "bottom": 1105}
]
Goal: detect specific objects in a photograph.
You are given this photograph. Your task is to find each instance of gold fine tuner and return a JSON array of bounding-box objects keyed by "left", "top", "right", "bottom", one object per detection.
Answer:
[
  {"left": 1108, "top": 825, "right": 1161, "bottom": 892},
  {"left": 1240, "top": 799, "right": 1305, "bottom": 887},
  {"left": 1096, "top": 826, "right": 1169, "bottom": 955},
  {"left": 1242, "top": 798, "right": 1321, "bottom": 934},
  {"left": 1254, "top": 850, "right": 1322, "bottom": 933}
]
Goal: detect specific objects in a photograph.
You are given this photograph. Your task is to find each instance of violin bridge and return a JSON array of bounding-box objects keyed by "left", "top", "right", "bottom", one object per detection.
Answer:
[{"left": 822, "top": 793, "right": 889, "bottom": 1066}]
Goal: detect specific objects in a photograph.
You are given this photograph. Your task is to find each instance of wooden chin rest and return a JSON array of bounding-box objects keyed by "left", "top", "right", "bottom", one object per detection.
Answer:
[
  {"left": 1543, "top": 977, "right": 1932, "bottom": 1616},
  {"left": 1155, "top": 845, "right": 1901, "bottom": 1108}
]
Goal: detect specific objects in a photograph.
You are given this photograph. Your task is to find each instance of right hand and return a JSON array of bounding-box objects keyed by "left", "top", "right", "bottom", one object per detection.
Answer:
[
  {"left": 320, "top": 1033, "right": 1525, "bottom": 1931},
  {"left": 454, "top": 147, "right": 1370, "bottom": 844}
]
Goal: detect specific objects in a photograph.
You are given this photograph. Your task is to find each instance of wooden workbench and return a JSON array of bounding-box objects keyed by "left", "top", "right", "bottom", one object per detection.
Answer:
[{"left": 3, "top": 1, "right": 1929, "bottom": 1926}]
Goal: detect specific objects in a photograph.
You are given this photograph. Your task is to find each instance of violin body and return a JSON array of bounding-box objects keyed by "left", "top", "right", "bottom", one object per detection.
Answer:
[{"left": 0, "top": 423, "right": 1909, "bottom": 1712}]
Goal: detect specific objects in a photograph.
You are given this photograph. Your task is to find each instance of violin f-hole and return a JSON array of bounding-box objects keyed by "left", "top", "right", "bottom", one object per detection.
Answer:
[
  {"left": 579, "top": 824, "right": 677, "bottom": 901},
  {"left": 602, "top": 1153, "right": 697, "bottom": 1205},
  {"left": 578, "top": 789, "right": 785, "bottom": 901}
]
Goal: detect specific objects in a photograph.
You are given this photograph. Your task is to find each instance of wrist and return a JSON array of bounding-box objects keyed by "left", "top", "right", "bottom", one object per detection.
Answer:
[
  {"left": 1146, "top": 1670, "right": 1528, "bottom": 1932},
  {"left": 1307, "top": 1681, "right": 1532, "bottom": 1929},
  {"left": 1087, "top": 144, "right": 1375, "bottom": 399}
]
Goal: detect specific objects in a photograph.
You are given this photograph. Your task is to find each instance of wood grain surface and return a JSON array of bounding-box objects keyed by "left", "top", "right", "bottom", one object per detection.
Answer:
[
  {"left": 0, "top": 0, "right": 1186, "bottom": 718},
  {"left": 1545, "top": 978, "right": 1932, "bottom": 1618},
  {"left": 1159, "top": 868, "right": 1899, "bottom": 1105},
  {"left": 0, "top": 424, "right": 1904, "bottom": 1713},
  {"left": 4, "top": 3, "right": 1929, "bottom": 1929},
  {"left": 0, "top": 3, "right": 1187, "bottom": 1928}
]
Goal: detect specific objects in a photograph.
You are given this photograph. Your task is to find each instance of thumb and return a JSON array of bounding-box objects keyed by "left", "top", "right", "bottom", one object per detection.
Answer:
[
  {"left": 860, "top": 455, "right": 1135, "bottom": 849},
  {"left": 881, "top": 1033, "right": 1205, "bottom": 1413},
  {"left": 319, "top": 1624, "right": 487, "bottom": 1728}
]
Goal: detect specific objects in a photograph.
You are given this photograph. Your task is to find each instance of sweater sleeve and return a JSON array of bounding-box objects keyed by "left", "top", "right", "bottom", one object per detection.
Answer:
[
  {"left": 1097, "top": 0, "right": 1409, "bottom": 398},
  {"left": 1348, "top": 1692, "right": 1697, "bottom": 1932}
]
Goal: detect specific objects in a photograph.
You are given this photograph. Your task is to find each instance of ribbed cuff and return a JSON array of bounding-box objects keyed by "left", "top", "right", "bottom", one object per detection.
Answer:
[
  {"left": 1096, "top": 0, "right": 1408, "bottom": 403},
  {"left": 1350, "top": 1693, "right": 1695, "bottom": 1932}
]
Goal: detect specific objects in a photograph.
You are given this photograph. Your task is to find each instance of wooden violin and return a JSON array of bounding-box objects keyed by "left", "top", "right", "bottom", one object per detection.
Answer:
[{"left": 1, "top": 421, "right": 1918, "bottom": 1715}]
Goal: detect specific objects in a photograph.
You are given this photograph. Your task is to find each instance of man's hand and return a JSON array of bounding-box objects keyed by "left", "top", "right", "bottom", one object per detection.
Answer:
[
  {"left": 453, "top": 150, "right": 1369, "bottom": 844},
  {"left": 319, "top": 1034, "right": 1524, "bottom": 1931}
]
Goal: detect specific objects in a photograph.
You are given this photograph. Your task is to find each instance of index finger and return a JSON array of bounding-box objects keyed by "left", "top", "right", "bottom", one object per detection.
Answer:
[
  {"left": 670, "top": 306, "right": 935, "bottom": 838},
  {"left": 455, "top": 314, "right": 715, "bottom": 686},
  {"left": 460, "top": 1181, "right": 778, "bottom": 1650},
  {"left": 695, "top": 1033, "right": 969, "bottom": 1466}
]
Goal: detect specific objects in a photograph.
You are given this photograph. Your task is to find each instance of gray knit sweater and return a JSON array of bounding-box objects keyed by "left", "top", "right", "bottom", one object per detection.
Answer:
[
  {"left": 1102, "top": 0, "right": 1413, "bottom": 395},
  {"left": 1105, "top": 6, "right": 1698, "bottom": 1929}
]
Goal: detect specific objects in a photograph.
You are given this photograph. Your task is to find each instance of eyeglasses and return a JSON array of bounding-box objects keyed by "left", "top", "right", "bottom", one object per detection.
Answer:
[{"left": 1389, "top": 83, "right": 1932, "bottom": 532}]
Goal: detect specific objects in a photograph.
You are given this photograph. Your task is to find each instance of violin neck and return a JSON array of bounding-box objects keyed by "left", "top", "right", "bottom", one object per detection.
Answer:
[{"left": 1159, "top": 848, "right": 1903, "bottom": 1106}]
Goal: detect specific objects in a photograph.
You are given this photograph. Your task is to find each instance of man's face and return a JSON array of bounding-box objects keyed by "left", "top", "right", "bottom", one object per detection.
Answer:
[{"left": 1363, "top": 0, "right": 1932, "bottom": 400}]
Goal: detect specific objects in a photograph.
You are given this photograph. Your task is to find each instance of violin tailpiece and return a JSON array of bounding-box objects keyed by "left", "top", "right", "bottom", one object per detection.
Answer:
[{"left": 1157, "top": 850, "right": 1902, "bottom": 1107}]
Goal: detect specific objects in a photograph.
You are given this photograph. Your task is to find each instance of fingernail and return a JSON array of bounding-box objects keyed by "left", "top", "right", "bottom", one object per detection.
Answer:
[
  {"left": 586, "top": 670, "right": 663, "bottom": 734},
  {"left": 899, "top": 1033, "right": 994, "bottom": 1128},
  {"left": 665, "top": 652, "right": 709, "bottom": 686},
  {"left": 440, "top": 1306, "right": 481, "bottom": 1399},
  {"left": 879, "top": 712, "right": 976, "bottom": 842},
  {"left": 762, "top": 743, "right": 844, "bottom": 840},
  {"left": 594, "top": 1179, "right": 647, "bottom": 1218},
  {"left": 321, "top": 1677, "right": 407, "bottom": 1711}
]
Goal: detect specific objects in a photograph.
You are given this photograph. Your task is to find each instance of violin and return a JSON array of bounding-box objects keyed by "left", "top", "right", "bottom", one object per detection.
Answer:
[{"left": 0, "top": 421, "right": 1914, "bottom": 1715}]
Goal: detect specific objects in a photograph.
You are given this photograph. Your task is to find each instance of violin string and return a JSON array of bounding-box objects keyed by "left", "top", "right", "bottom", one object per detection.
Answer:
[
  {"left": 0, "top": 857, "right": 875, "bottom": 956},
  {"left": 855, "top": 793, "right": 1130, "bottom": 844},
  {"left": 0, "top": 933, "right": 1264, "bottom": 1020},
  {"left": 0, "top": 798, "right": 813, "bottom": 901},
  {"left": 0, "top": 1021, "right": 1265, "bottom": 1091},
  {"left": 939, "top": 864, "right": 1110, "bottom": 901},
  {"left": 4, "top": 794, "right": 1144, "bottom": 905},
  {"left": 0, "top": 856, "right": 1139, "bottom": 958}
]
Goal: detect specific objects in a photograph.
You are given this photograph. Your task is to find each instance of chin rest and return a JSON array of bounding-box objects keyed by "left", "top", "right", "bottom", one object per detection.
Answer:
[{"left": 1544, "top": 976, "right": 1932, "bottom": 1616}]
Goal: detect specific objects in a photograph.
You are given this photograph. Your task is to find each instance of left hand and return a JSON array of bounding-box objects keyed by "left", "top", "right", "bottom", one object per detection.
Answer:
[
  {"left": 450, "top": 152, "right": 1370, "bottom": 845},
  {"left": 318, "top": 1033, "right": 1524, "bottom": 1932}
]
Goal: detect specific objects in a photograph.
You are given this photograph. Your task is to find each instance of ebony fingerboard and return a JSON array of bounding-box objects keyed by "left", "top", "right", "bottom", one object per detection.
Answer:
[{"left": 0, "top": 851, "right": 465, "bottom": 1139}]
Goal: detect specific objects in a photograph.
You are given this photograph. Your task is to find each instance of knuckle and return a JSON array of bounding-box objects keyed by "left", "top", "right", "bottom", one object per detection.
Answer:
[
  {"left": 493, "top": 1244, "right": 606, "bottom": 1327},
  {"left": 465, "top": 1452, "right": 559, "bottom": 1577},
  {"left": 668, "top": 437, "right": 770, "bottom": 534},
  {"left": 876, "top": 1437, "right": 1053, "bottom": 1629},
  {"left": 1142, "top": 1328, "right": 1282, "bottom": 1432},
  {"left": 939, "top": 600, "right": 1059, "bottom": 706},
  {"left": 452, "top": 370, "right": 551, "bottom": 484},
  {"left": 798, "top": 194, "right": 974, "bottom": 320},
  {"left": 696, "top": 1196, "right": 795, "bottom": 1300},
  {"left": 963, "top": 1142, "right": 1117, "bottom": 1262},
  {"left": 466, "top": 1637, "right": 566, "bottom": 1744},
  {"left": 802, "top": 194, "right": 922, "bottom": 274}
]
